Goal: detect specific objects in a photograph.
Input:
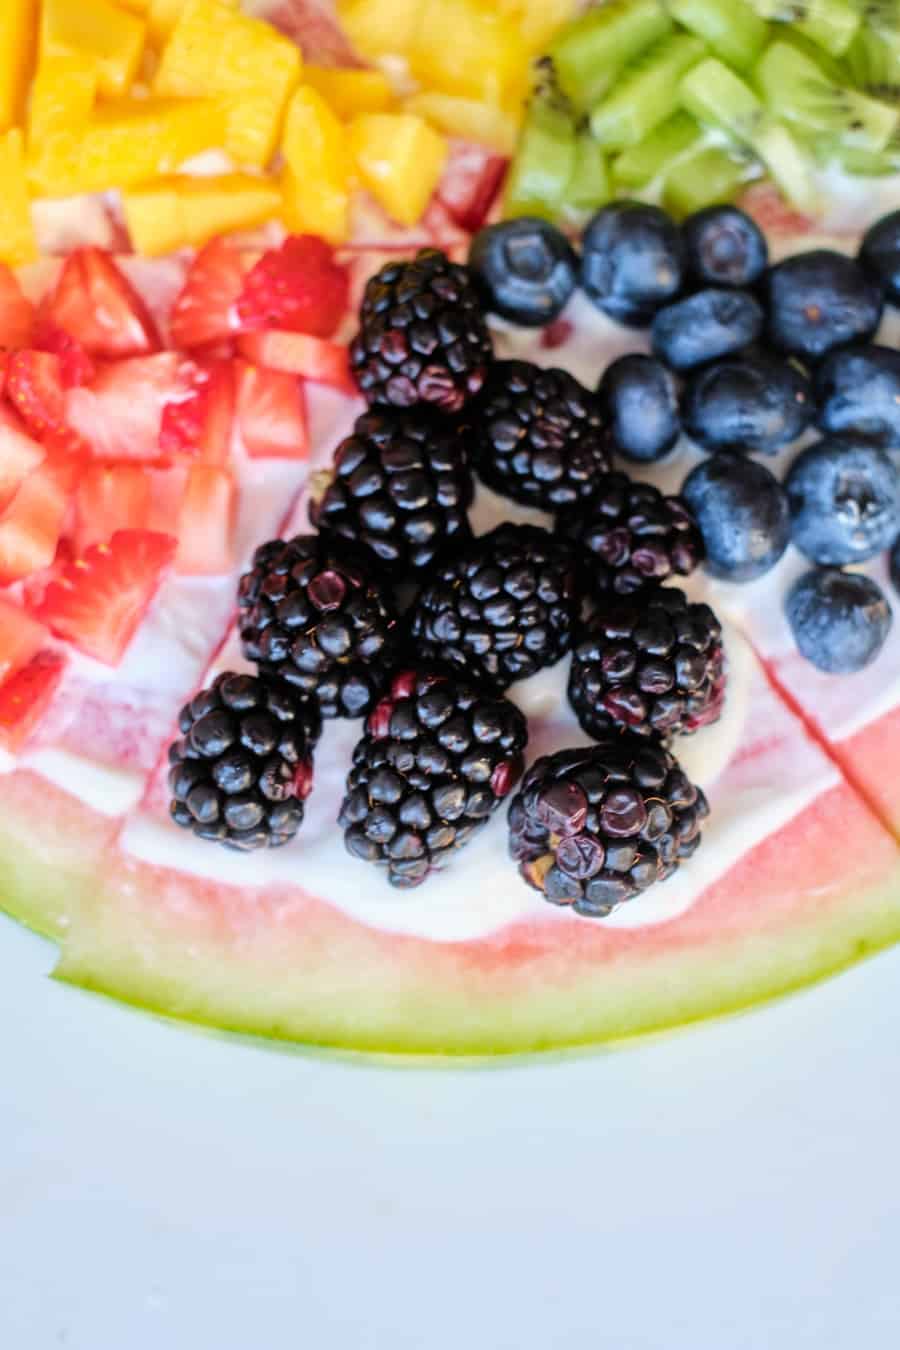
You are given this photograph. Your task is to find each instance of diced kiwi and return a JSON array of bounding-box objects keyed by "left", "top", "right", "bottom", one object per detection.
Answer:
[
  {"left": 549, "top": 0, "right": 672, "bottom": 110},
  {"left": 666, "top": 0, "right": 768, "bottom": 72},
  {"left": 662, "top": 144, "right": 755, "bottom": 217},
  {"left": 612, "top": 110, "right": 702, "bottom": 187},
  {"left": 751, "top": 120, "right": 820, "bottom": 213},
  {"left": 589, "top": 32, "right": 706, "bottom": 149},
  {"left": 826, "top": 142, "right": 900, "bottom": 176},
  {"left": 842, "top": 22, "right": 900, "bottom": 106},
  {"left": 504, "top": 68, "right": 577, "bottom": 220},
  {"left": 749, "top": 0, "right": 860, "bottom": 57},
  {"left": 565, "top": 129, "right": 611, "bottom": 212},
  {"left": 756, "top": 40, "right": 899, "bottom": 152}
]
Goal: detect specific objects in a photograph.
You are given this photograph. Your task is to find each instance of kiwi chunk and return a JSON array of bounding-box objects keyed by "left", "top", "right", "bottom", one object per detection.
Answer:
[
  {"left": 504, "top": 67, "right": 577, "bottom": 220},
  {"left": 549, "top": 0, "right": 672, "bottom": 110},
  {"left": 662, "top": 144, "right": 754, "bottom": 218},
  {"left": 756, "top": 39, "right": 899, "bottom": 151},
  {"left": 612, "top": 110, "right": 702, "bottom": 187},
  {"left": 843, "top": 22, "right": 900, "bottom": 106},
  {"left": 590, "top": 32, "right": 706, "bottom": 149},
  {"left": 749, "top": 0, "right": 860, "bottom": 57},
  {"left": 666, "top": 0, "right": 768, "bottom": 72},
  {"left": 565, "top": 129, "right": 611, "bottom": 212}
]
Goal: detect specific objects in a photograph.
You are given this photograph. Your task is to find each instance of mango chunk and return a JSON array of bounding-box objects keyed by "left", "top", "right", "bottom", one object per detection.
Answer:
[
  {"left": 0, "top": 0, "right": 38, "bottom": 132},
  {"left": 303, "top": 66, "right": 394, "bottom": 119},
  {"left": 337, "top": 0, "right": 423, "bottom": 57},
  {"left": 280, "top": 87, "right": 351, "bottom": 243},
  {"left": 28, "top": 56, "right": 98, "bottom": 146},
  {"left": 0, "top": 130, "right": 36, "bottom": 265},
  {"left": 154, "top": 0, "right": 301, "bottom": 166},
  {"left": 407, "top": 0, "right": 529, "bottom": 105},
  {"left": 404, "top": 92, "right": 518, "bottom": 154},
  {"left": 40, "top": 0, "right": 145, "bottom": 99},
  {"left": 123, "top": 173, "right": 282, "bottom": 254},
  {"left": 28, "top": 97, "right": 226, "bottom": 198},
  {"left": 348, "top": 113, "right": 448, "bottom": 226},
  {"left": 146, "top": 0, "right": 237, "bottom": 44}
]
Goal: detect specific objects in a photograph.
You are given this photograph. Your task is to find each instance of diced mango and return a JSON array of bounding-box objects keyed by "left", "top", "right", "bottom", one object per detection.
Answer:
[
  {"left": 0, "top": 0, "right": 38, "bottom": 132},
  {"left": 337, "top": 0, "right": 424, "bottom": 58},
  {"left": 28, "top": 56, "right": 98, "bottom": 146},
  {"left": 40, "top": 0, "right": 145, "bottom": 99},
  {"left": 348, "top": 113, "right": 447, "bottom": 227},
  {"left": 123, "top": 173, "right": 282, "bottom": 254},
  {"left": 407, "top": 0, "right": 529, "bottom": 105},
  {"left": 154, "top": 0, "right": 301, "bottom": 166},
  {"left": 0, "top": 130, "right": 36, "bottom": 266},
  {"left": 146, "top": 0, "right": 237, "bottom": 44},
  {"left": 28, "top": 97, "right": 226, "bottom": 198},
  {"left": 404, "top": 92, "right": 518, "bottom": 154},
  {"left": 303, "top": 66, "right": 395, "bottom": 119},
  {"left": 497, "top": 0, "right": 580, "bottom": 53},
  {"left": 280, "top": 87, "right": 352, "bottom": 244}
]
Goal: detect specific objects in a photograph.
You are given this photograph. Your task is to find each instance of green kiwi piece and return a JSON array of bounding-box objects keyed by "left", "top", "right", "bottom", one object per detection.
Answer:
[
  {"left": 756, "top": 40, "right": 899, "bottom": 152},
  {"left": 504, "top": 65, "right": 577, "bottom": 221},
  {"left": 564, "top": 129, "right": 611, "bottom": 212},
  {"left": 589, "top": 32, "right": 706, "bottom": 149},
  {"left": 842, "top": 20, "right": 900, "bottom": 106},
  {"left": 612, "top": 110, "right": 702, "bottom": 187},
  {"left": 549, "top": 0, "right": 672, "bottom": 111},
  {"left": 666, "top": 0, "right": 768, "bottom": 72},
  {"left": 749, "top": 0, "right": 860, "bottom": 57},
  {"left": 662, "top": 144, "right": 756, "bottom": 218}
]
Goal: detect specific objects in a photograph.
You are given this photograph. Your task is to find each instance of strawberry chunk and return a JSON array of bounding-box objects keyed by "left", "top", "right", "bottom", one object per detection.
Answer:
[
  {"left": 159, "top": 360, "right": 235, "bottom": 464},
  {"left": 176, "top": 465, "right": 236, "bottom": 576},
  {"left": 235, "top": 363, "right": 309, "bottom": 460},
  {"left": 0, "top": 264, "right": 35, "bottom": 351},
  {"left": 236, "top": 331, "right": 355, "bottom": 392},
  {"left": 0, "top": 649, "right": 66, "bottom": 754},
  {"left": 169, "top": 238, "right": 251, "bottom": 350},
  {"left": 75, "top": 463, "right": 151, "bottom": 552},
  {"left": 236, "top": 235, "right": 349, "bottom": 338},
  {"left": 0, "top": 456, "right": 75, "bottom": 584},
  {"left": 34, "top": 528, "right": 178, "bottom": 666},
  {"left": 44, "top": 248, "right": 160, "bottom": 360},
  {"left": 7, "top": 351, "right": 69, "bottom": 439},
  {"left": 35, "top": 324, "right": 96, "bottom": 388},
  {"left": 0, "top": 405, "right": 45, "bottom": 514},
  {"left": 436, "top": 146, "right": 507, "bottom": 233},
  {"left": 0, "top": 595, "right": 49, "bottom": 686},
  {"left": 66, "top": 352, "right": 198, "bottom": 463}
]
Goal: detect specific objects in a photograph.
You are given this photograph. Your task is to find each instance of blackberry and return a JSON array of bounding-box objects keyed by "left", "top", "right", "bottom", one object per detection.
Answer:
[
  {"left": 568, "top": 589, "right": 725, "bottom": 742},
  {"left": 556, "top": 473, "right": 703, "bottom": 599},
  {"left": 237, "top": 535, "right": 400, "bottom": 719},
  {"left": 409, "top": 523, "right": 578, "bottom": 691},
  {"left": 472, "top": 360, "right": 611, "bottom": 511},
  {"left": 508, "top": 740, "right": 709, "bottom": 918},
  {"left": 168, "top": 672, "right": 320, "bottom": 851},
  {"left": 339, "top": 667, "right": 528, "bottom": 888},
  {"left": 349, "top": 248, "right": 493, "bottom": 414},
  {"left": 309, "top": 409, "right": 473, "bottom": 578}
]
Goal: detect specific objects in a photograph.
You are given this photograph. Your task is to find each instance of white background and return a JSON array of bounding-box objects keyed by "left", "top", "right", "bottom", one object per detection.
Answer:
[{"left": 3, "top": 917, "right": 900, "bottom": 1349}]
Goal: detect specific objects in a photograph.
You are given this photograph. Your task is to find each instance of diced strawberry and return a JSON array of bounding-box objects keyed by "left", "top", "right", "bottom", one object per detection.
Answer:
[
  {"left": 6, "top": 351, "right": 69, "bottom": 439},
  {"left": 74, "top": 463, "right": 151, "bottom": 552},
  {"left": 0, "top": 595, "right": 49, "bottom": 686},
  {"left": 257, "top": 0, "right": 363, "bottom": 66},
  {"left": 35, "top": 323, "right": 96, "bottom": 388},
  {"left": 236, "top": 235, "right": 349, "bottom": 338},
  {"left": 146, "top": 463, "right": 189, "bottom": 535},
  {"left": 0, "top": 264, "right": 35, "bottom": 351},
  {"left": 739, "top": 182, "right": 814, "bottom": 237},
  {"left": 34, "top": 528, "right": 178, "bottom": 666},
  {"left": 436, "top": 145, "right": 508, "bottom": 233},
  {"left": 159, "top": 360, "right": 235, "bottom": 465},
  {"left": 44, "top": 247, "right": 160, "bottom": 360},
  {"left": 169, "top": 238, "right": 251, "bottom": 350},
  {"left": 0, "top": 458, "right": 74, "bottom": 584},
  {"left": 176, "top": 465, "right": 236, "bottom": 576},
  {"left": 0, "top": 649, "right": 67, "bottom": 755},
  {"left": 0, "top": 406, "right": 45, "bottom": 514},
  {"left": 235, "top": 330, "right": 355, "bottom": 392},
  {"left": 66, "top": 352, "right": 197, "bottom": 463},
  {"left": 235, "top": 362, "right": 309, "bottom": 460}
]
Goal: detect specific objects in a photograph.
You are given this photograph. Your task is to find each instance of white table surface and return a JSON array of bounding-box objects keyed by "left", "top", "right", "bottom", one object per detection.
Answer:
[{"left": 3, "top": 914, "right": 900, "bottom": 1350}]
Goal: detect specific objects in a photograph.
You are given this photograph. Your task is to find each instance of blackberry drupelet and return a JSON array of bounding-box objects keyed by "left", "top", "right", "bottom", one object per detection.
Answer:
[
  {"left": 409, "top": 523, "right": 578, "bottom": 691},
  {"left": 568, "top": 588, "right": 725, "bottom": 742},
  {"left": 557, "top": 472, "right": 703, "bottom": 599},
  {"left": 349, "top": 248, "right": 493, "bottom": 414},
  {"left": 472, "top": 360, "right": 611, "bottom": 511},
  {"left": 237, "top": 535, "right": 400, "bottom": 719},
  {"left": 508, "top": 740, "right": 709, "bottom": 918},
  {"left": 339, "top": 667, "right": 528, "bottom": 887},
  {"left": 168, "top": 672, "right": 320, "bottom": 851},
  {"left": 309, "top": 409, "right": 473, "bottom": 578}
]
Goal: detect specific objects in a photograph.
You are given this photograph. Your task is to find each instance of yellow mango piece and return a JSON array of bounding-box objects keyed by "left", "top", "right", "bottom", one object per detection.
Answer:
[
  {"left": 0, "top": 0, "right": 38, "bottom": 132},
  {"left": 337, "top": 0, "right": 423, "bottom": 58},
  {"left": 117, "top": 0, "right": 149, "bottom": 12},
  {"left": 0, "top": 130, "right": 36, "bottom": 265},
  {"left": 146, "top": 0, "right": 237, "bottom": 44},
  {"left": 28, "top": 56, "right": 98, "bottom": 146},
  {"left": 404, "top": 92, "right": 518, "bottom": 155},
  {"left": 348, "top": 113, "right": 447, "bottom": 227},
  {"left": 123, "top": 173, "right": 281, "bottom": 254},
  {"left": 154, "top": 0, "right": 301, "bottom": 166},
  {"left": 28, "top": 97, "right": 226, "bottom": 198},
  {"left": 280, "top": 86, "right": 351, "bottom": 244},
  {"left": 407, "top": 0, "right": 529, "bottom": 104},
  {"left": 303, "top": 66, "right": 394, "bottom": 119},
  {"left": 40, "top": 0, "right": 145, "bottom": 99},
  {"left": 496, "top": 0, "right": 579, "bottom": 52}
]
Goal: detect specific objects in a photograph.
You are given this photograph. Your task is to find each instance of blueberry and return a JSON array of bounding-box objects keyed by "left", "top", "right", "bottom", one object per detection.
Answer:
[
  {"left": 599, "top": 353, "right": 680, "bottom": 462},
  {"left": 683, "top": 351, "right": 812, "bottom": 455},
  {"left": 785, "top": 437, "right": 900, "bottom": 565},
  {"left": 859, "top": 209, "right": 900, "bottom": 305},
  {"left": 786, "top": 567, "right": 891, "bottom": 674},
  {"left": 468, "top": 217, "right": 578, "bottom": 327},
  {"left": 764, "top": 249, "right": 883, "bottom": 362},
  {"left": 815, "top": 344, "right": 900, "bottom": 447},
  {"left": 681, "top": 455, "right": 790, "bottom": 582},
  {"left": 581, "top": 201, "right": 684, "bottom": 328},
  {"left": 682, "top": 205, "right": 768, "bottom": 288},
  {"left": 651, "top": 288, "right": 764, "bottom": 372}
]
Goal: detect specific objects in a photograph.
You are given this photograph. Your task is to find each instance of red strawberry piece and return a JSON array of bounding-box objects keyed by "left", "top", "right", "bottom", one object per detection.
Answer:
[
  {"left": 74, "top": 463, "right": 152, "bottom": 553},
  {"left": 0, "top": 404, "right": 45, "bottom": 513},
  {"left": 235, "top": 362, "right": 309, "bottom": 459},
  {"left": 35, "top": 323, "right": 96, "bottom": 388},
  {"left": 0, "top": 264, "right": 35, "bottom": 351},
  {"left": 169, "top": 238, "right": 251, "bottom": 350},
  {"left": 159, "top": 360, "right": 235, "bottom": 464},
  {"left": 65, "top": 352, "right": 198, "bottom": 463},
  {"left": 44, "top": 247, "right": 161, "bottom": 359},
  {"left": 436, "top": 145, "right": 508, "bottom": 233},
  {"left": 175, "top": 465, "right": 236, "bottom": 576},
  {"left": 236, "top": 330, "right": 355, "bottom": 392},
  {"left": 236, "top": 234, "right": 349, "bottom": 338},
  {"left": 7, "top": 350, "right": 68, "bottom": 438},
  {"left": 0, "top": 648, "right": 67, "bottom": 754}
]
